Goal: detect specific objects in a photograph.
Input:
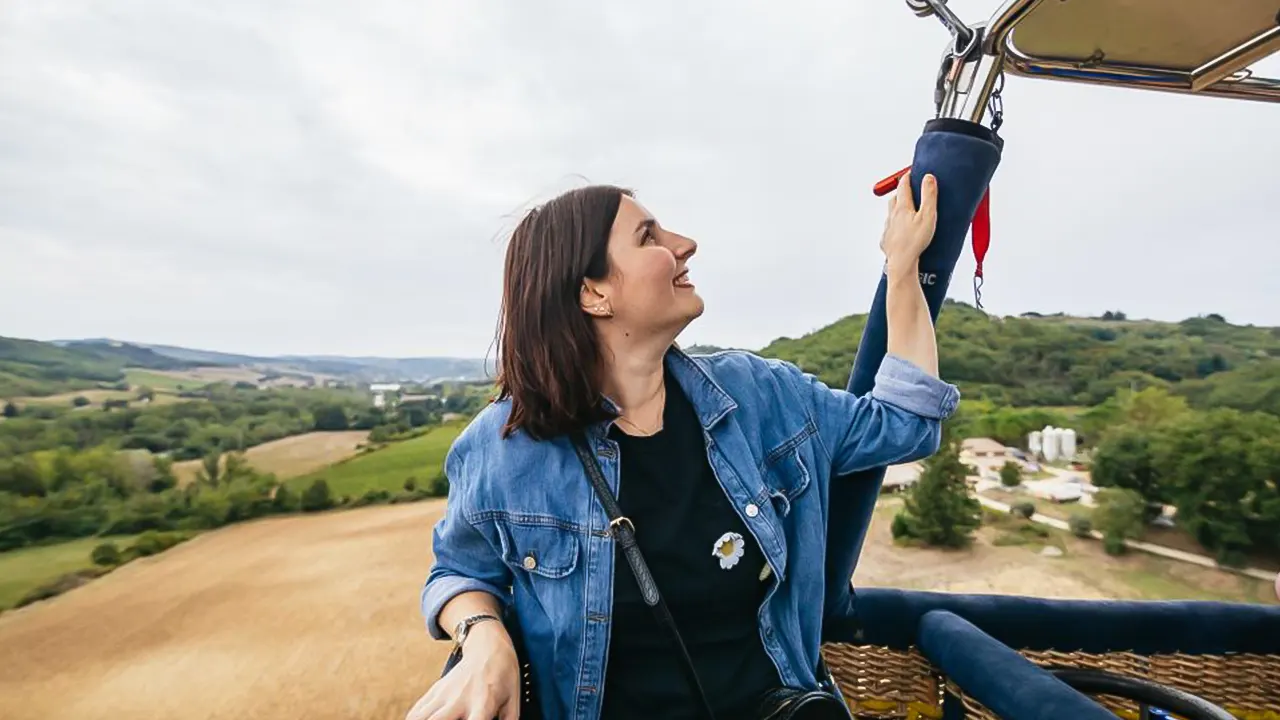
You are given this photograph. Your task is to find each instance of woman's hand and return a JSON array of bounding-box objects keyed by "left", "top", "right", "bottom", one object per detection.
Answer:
[
  {"left": 406, "top": 624, "right": 522, "bottom": 720},
  {"left": 880, "top": 170, "right": 939, "bottom": 276}
]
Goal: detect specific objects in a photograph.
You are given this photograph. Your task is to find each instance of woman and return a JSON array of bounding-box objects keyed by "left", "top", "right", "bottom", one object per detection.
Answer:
[{"left": 408, "top": 171, "right": 957, "bottom": 720}]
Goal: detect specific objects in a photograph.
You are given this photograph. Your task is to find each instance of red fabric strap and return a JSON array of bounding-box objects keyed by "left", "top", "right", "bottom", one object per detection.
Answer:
[{"left": 972, "top": 188, "right": 990, "bottom": 278}]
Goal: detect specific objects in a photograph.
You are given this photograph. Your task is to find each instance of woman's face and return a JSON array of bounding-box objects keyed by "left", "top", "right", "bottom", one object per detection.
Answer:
[{"left": 584, "top": 195, "right": 703, "bottom": 337}]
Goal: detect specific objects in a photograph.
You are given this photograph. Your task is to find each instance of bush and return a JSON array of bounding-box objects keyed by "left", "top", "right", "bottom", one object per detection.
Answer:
[
  {"left": 127, "top": 530, "right": 191, "bottom": 558},
  {"left": 403, "top": 477, "right": 417, "bottom": 492},
  {"left": 890, "top": 512, "right": 912, "bottom": 540},
  {"left": 426, "top": 471, "right": 450, "bottom": 498},
  {"left": 1068, "top": 514, "right": 1093, "bottom": 538},
  {"left": 1094, "top": 488, "right": 1145, "bottom": 554},
  {"left": 300, "top": 478, "right": 334, "bottom": 512},
  {"left": 999, "top": 461, "right": 1022, "bottom": 487},
  {"left": 1010, "top": 502, "right": 1036, "bottom": 519},
  {"left": 90, "top": 541, "right": 122, "bottom": 566},
  {"left": 1103, "top": 534, "right": 1127, "bottom": 556}
]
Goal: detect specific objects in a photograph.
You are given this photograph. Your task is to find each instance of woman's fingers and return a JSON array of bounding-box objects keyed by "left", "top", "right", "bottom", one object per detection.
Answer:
[
  {"left": 895, "top": 170, "right": 914, "bottom": 214},
  {"left": 917, "top": 173, "right": 938, "bottom": 226}
]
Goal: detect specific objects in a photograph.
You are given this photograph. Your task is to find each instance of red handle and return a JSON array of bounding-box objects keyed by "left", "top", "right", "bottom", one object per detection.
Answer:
[{"left": 873, "top": 166, "right": 911, "bottom": 197}]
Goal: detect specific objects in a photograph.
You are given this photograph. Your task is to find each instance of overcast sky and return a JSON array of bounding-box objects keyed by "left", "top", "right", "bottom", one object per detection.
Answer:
[{"left": 2, "top": 1, "right": 1277, "bottom": 358}]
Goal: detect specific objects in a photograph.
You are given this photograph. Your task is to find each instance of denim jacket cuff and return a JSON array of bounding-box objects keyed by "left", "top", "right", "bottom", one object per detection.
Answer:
[
  {"left": 421, "top": 575, "right": 509, "bottom": 640},
  {"left": 870, "top": 354, "right": 960, "bottom": 420}
]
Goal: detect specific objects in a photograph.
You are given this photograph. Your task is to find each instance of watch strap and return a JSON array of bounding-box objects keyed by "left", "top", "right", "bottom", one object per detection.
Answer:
[{"left": 452, "top": 612, "right": 501, "bottom": 650}]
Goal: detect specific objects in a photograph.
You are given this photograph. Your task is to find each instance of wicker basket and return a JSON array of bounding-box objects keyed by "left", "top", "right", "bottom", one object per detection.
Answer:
[{"left": 821, "top": 643, "right": 1280, "bottom": 720}]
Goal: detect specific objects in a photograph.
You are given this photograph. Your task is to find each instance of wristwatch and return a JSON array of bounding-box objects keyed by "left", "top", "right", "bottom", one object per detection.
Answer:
[{"left": 451, "top": 613, "right": 501, "bottom": 652}]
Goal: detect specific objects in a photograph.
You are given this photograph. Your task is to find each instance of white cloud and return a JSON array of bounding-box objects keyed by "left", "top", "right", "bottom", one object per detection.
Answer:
[{"left": 1, "top": 0, "right": 1277, "bottom": 357}]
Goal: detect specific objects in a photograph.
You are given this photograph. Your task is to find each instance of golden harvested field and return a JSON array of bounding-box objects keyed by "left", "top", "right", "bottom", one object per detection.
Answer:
[
  {"left": 172, "top": 430, "right": 370, "bottom": 485},
  {"left": 1, "top": 499, "right": 1273, "bottom": 720},
  {"left": 127, "top": 366, "right": 265, "bottom": 390},
  {"left": 0, "top": 502, "right": 450, "bottom": 720}
]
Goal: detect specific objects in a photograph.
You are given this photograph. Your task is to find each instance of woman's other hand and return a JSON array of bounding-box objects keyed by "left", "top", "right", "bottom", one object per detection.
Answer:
[
  {"left": 405, "top": 623, "right": 522, "bottom": 720},
  {"left": 879, "top": 170, "right": 938, "bottom": 276}
]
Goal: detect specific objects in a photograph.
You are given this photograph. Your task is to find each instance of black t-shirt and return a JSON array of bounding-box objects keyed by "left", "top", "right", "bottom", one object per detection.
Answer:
[{"left": 599, "top": 367, "right": 781, "bottom": 719}]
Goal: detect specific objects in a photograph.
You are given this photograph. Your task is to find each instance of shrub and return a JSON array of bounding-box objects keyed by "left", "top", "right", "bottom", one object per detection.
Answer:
[
  {"left": 999, "top": 461, "right": 1022, "bottom": 487},
  {"left": 90, "top": 541, "right": 122, "bottom": 566},
  {"left": 1011, "top": 502, "right": 1036, "bottom": 520},
  {"left": 1094, "top": 487, "right": 1145, "bottom": 555},
  {"left": 426, "top": 471, "right": 450, "bottom": 498},
  {"left": 300, "top": 478, "right": 334, "bottom": 512},
  {"left": 403, "top": 477, "right": 417, "bottom": 492},
  {"left": 127, "top": 530, "right": 191, "bottom": 558},
  {"left": 1068, "top": 514, "right": 1093, "bottom": 538},
  {"left": 890, "top": 512, "right": 912, "bottom": 540}
]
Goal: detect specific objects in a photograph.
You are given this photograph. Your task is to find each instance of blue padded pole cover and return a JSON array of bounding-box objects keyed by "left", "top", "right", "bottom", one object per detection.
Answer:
[
  {"left": 824, "top": 118, "right": 1003, "bottom": 629},
  {"left": 918, "top": 610, "right": 1117, "bottom": 720}
]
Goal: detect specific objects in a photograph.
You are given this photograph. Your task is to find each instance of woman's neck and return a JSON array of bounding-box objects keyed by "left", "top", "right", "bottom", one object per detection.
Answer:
[{"left": 599, "top": 329, "right": 672, "bottom": 418}]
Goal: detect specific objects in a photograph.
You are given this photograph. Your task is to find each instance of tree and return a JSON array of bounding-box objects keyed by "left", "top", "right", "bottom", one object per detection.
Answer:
[
  {"left": 1094, "top": 488, "right": 1145, "bottom": 555},
  {"left": 2, "top": 400, "right": 17, "bottom": 418},
  {"left": 893, "top": 430, "right": 981, "bottom": 548},
  {"left": 1149, "top": 408, "right": 1280, "bottom": 564},
  {"left": 301, "top": 478, "right": 334, "bottom": 512},
  {"left": 149, "top": 456, "right": 178, "bottom": 493},
  {"left": 0, "top": 456, "right": 46, "bottom": 497},
  {"left": 197, "top": 450, "right": 222, "bottom": 486},
  {"left": 1091, "top": 426, "right": 1166, "bottom": 503},
  {"left": 313, "top": 405, "right": 349, "bottom": 431},
  {"left": 999, "top": 461, "right": 1022, "bottom": 488}
]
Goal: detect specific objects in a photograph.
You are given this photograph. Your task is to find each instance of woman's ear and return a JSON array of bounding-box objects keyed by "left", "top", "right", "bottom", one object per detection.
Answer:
[{"left": 580, "top": 281, "right": 614, "bottom": 319}]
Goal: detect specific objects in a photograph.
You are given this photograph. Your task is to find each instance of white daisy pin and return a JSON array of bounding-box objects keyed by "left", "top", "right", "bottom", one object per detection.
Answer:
[{"left": 712, "top": 531, "right": 745, "bottom": 570}]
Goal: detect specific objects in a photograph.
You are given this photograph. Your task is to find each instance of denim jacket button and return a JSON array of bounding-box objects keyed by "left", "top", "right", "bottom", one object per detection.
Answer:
[
  {"left": 523, "top": 555, "right": 538, "bottom": 571},
  {"left": 745, "top": 503, "right": 759, "bottom": 518}
]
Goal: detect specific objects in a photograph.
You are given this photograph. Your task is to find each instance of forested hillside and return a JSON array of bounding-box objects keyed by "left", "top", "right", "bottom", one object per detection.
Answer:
[
  {"left": 0, "top": 337, "right": 195, "bottom": 398},
  {"left": 760, "top": 301, "right": 1280, "bottom": 414}
]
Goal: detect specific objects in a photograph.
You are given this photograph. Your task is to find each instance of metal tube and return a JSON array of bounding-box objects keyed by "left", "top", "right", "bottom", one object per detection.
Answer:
[{"left": 1192, "top": 26, "right": 1280, "bottom": 92}]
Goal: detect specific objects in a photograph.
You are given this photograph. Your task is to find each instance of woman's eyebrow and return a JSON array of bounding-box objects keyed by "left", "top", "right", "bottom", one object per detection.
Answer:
[{"left": 634, "top": 218, "right": 656, "bottom": 236}]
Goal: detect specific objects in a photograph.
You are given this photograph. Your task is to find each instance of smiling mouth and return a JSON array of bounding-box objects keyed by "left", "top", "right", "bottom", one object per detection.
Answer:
[{"left": 673, "top": 269, "right": 693, "bottom": 288}]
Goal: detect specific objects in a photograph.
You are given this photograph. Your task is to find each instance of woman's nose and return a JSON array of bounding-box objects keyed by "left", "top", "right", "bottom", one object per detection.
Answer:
[{"left": 669, "top": 233, "right": 697, "bottom": 259}]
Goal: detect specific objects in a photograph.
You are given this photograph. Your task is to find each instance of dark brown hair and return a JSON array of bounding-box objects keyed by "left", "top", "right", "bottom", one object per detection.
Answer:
[{"left": 495, "top": 184, "right": 631, "bottom": 440}]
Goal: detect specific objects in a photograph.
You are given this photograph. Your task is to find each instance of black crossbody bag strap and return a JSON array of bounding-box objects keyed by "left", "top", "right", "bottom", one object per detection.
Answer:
[{"left": 570, "top": 432, "right": 720, "bottom": 720}]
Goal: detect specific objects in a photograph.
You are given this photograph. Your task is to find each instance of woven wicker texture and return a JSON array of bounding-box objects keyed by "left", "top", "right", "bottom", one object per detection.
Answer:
[{"left": 822, "top": 643, "right": 1280, "bottom": 720}]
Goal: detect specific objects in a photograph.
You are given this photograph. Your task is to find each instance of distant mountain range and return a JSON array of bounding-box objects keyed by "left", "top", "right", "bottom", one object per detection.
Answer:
[{"left": 53, "top": 339, "right": 491, "bottom": 384}]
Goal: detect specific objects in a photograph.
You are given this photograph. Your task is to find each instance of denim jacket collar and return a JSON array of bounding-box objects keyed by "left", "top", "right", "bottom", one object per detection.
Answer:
[{"left": 592, "top": 345, "right": 738, "bottom": 438}]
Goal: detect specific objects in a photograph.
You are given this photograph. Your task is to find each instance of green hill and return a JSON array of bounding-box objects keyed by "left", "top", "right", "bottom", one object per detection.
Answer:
[
  {"left": 759, "top": 301, "right": 1280, "bottom": 414},
  {"left": 288, "top": 422, "right": 463, "bottom": 499},
  {"left": 0, "top": 336, "right": 196, "bottom": 398}
]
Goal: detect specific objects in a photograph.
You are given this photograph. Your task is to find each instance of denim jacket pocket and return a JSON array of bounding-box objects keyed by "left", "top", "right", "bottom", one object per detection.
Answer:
[
  {"left": 493, "top": 519, "right": 581, "bottom": 580},
  {"left": 761, "top": 429, "right": 815, "bottom": 517}
]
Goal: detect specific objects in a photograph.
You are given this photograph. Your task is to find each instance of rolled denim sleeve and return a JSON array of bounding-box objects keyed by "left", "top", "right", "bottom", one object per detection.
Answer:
[
  {"left": 786, "top": 353, "right": 959, "bottom": 476},
  {"left": 871, "top": 354, "right": 961, "bottom": 420},
  {"left": 420, "top": 452, "right": 512, "bottom": 640}
]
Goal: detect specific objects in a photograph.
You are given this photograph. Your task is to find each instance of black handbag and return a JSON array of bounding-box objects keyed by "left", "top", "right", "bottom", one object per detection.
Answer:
[{"left": 568, "top": 432, "right": 851, "bottom": 720}]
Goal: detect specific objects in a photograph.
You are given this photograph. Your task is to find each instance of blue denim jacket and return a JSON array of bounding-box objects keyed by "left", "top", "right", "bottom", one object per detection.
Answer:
[{"left": 421, "top": 347, "right": 959, "bottom": 720}]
